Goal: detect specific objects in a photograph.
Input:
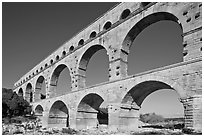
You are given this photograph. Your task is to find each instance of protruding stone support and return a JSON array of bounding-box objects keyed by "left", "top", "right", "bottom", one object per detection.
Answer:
[
  {"left": 180, "top": 95, "right": 202, "bottom": 132},
  {"left": 76, "top": 110, "right": 98, "bottom": 129},
  {"left": 48, "top": 116, "right": 68, "bottom": 128},
  {"left": 41, "top": 111, "right": 49, "bottom": 128},
  {"left": 119, "top": 103, "right": 140, "bottom": 131},
  {"left": 69, "top": 108, "right": 77, "bottom": 129},
  {"left": 108, "top": 103, "right": 120, "bottom": 131}
]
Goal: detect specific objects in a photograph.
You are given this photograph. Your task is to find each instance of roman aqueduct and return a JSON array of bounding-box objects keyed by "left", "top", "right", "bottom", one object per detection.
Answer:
[{"left": 13, "top": 2, "right": 202, "bottom": 132}]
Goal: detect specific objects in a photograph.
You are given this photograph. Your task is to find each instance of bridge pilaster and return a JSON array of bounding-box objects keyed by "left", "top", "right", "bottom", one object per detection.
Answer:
[
  {"left": 108, "top": 103, "right": 121, "bottom": 131},
  {"left": 41, "top": 111, "right": 49, "bottom": 128},
  {"left": 181, "top": 94, "right": 202, "bottom": 132},
  {"left": 76, "top": 109, "right": 98, "bottom": 129},
  {"left": 119, "top": 103, "right": 140, "bottom": 131}
]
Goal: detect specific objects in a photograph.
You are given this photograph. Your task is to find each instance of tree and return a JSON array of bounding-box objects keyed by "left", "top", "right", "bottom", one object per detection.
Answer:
[{"left": 2, "top": 88, "right": 31, "bottom": 117}]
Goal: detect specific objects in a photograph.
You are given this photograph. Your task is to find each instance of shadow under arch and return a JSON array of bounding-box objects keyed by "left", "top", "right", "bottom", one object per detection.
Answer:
[
  {"left": 119, "top": 80, "right": 184, "bottom": 131},
  {"left": 49, "top": 64, "right": 71, "bottom": 98},
  {"left": 48, "top": 100, "right": 69, "bottom": 128},
  {"left": 77, "top": 44, "right": 109, "bottom": 88},
  {"left": 25, "top": 83, "right": 33, "bottom": 103},
  {"left": 35, "top": 75, "right": 46, "bottom": 101},
  {"left": 76, "top": 93, "right": 108, "bottom": 129}
]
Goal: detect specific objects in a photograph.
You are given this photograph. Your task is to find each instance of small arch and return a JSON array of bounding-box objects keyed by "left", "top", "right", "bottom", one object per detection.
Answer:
[
  {"left": 50, "top": 59, "right": 53, "bottom": 64},
  {"left": 45, "top": 63, "right": 48, "bottom": 68},
  {"left": 40, "top": 67, "right": 43, "bottom": 71},
  {"left": 48, "top": 100, "right": 69, "bottom": 128},
  {"left": 103, "top": 21, "right": 112, "bottom": 30},
  {"left": 120, "top": 9, "right": 131, "bottom": 20},
  {"left": 90, "top": 31, "right": 97, "bottom": 39},
  {"left": 76, "top": 93, "right": 108, "bottom": 129},
  {"left": 18, "top": 88, "right": 23, "bottom": 97},
  {"left": 78, "top": 39, "right": 84, "bottom": 46},
  {"left": 62, "top": 51, "right": 66, "bottom": 57},
  {"left": 35, "top": 105, "right": 44, "bottom": 117},
  {"left": 56, "top": 55, "right": 60, "bottom": 61},
  {"left": 36, "top": 70, "right": 39, "bottom": 73},
  {"left": 69, "top": 46, "right": 74, "bottom": 52}
]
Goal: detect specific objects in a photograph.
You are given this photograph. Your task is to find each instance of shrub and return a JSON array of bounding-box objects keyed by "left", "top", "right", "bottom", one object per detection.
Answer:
[
  {"left": 139, "top": 113, "right": 164, "bottom": 124},
  {"left": 2, "top": 88, "right": 32, "bottom": 118}
]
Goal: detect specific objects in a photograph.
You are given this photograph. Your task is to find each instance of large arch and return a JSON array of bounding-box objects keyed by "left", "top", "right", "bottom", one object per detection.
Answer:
[
  {"left": 77, "top": 45, "right": 109, "bottom": 88},
  {"left": 48, "top": 100, "right": 69, "bottom": 128},
  {"left": 121, "top": 12, "right": 183, "bottom": 75},
  {"left": 18, "top": 88, "right": 23, "bottom": 97},
  {"left": 35, "top": 75, "right": 46, "bottom": 101},
  {"left": 122, "top": 12, "right": 182, "bottom": 52},
  {"left": 119, "top": 80, "right": 184, "bottom": 131},
  {"left": 49, "top": 64, "right": 71, "bottom": 98},
  {"left": 25, "top": 83, "right": 33, "bottom": 103},
  {"left": 76, "top": 93, "right": 108, "bottom": 129}
]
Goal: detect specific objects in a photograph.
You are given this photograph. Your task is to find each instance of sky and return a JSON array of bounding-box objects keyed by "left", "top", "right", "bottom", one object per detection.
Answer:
[{"left": 2, "top": 2, "right": 184, "bottom": 117}]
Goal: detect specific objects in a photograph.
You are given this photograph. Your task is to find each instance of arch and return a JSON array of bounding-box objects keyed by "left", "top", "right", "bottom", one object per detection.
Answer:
[
  {"left": 76, "top": 93, "right": 108, "bottom": 129},
  {"left": 103, "top": 21, "right": 112, "bottom": 30},
  {"left": 48, "top": 100, "right": 69, "bottom": 128},
  {"left": 18, "top": 88, "right": 23, "bottom": 97},
  {"left": 56, "top": 55, "right": 60, "bottom": 61},
  {"left": 35, "top": 105, "right": 44, "bottom": 116},
  {"left": 119, "top": 79, "right": 185, "bottom": 130},
  {"left": 78, "top": 39, "right": 84, "bottom": 46},
  {"left": 45, "top": 63, "right": 48, "bottom": 68},
  {"left": 77, "top": 45, "right": 109, "bottom": 88},
  {"left": 62, "top": 51, "right": 66, "bottom": 57},
  {"left": 25, "top": 83, "right": 33, "bottom": 103},
  {"left": 90, "top": 31, "right": 97, "bottom": 39},
  {"left": 122, "top": 12, "right": 182, "bottom": 55},
  {"left": 120, "top": 9, "right": 131, "bottom": 20},
  {"left": 50, "top": 59, "right": 53, "bottom": 64},
  {"left": 49, "top": 64, "right": 71, "bottom": 98},
  {"left": 122, "top": 81, "right": 174, "bottom": 107},
  {"left": 69, "top": 46, "right": 74, "bottom": 52},
  {"left": 35, "top": 75, "right": 46, "bottom": 101}
]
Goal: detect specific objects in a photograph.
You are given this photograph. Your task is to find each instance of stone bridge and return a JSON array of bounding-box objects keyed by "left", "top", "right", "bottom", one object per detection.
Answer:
[{"left": 13, "top": 2, "right": 202, "bottom": 132}]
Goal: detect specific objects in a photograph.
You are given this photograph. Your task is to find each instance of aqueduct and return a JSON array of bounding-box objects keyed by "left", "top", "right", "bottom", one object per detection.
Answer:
[{"left": 13, "top": 2, "right": 202, "bottom": 132}]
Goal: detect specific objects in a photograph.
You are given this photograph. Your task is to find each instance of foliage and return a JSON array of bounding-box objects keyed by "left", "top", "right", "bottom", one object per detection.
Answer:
[
  {"left": 139, "top": 113, "right": 164, "bottom": 124},
  {"left": 2, "top": 88, "right": 32, "bottom": 118}
]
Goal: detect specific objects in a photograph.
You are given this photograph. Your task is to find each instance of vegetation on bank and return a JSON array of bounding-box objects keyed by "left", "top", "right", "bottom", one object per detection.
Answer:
[{"left": 2, "top": 88, "right": 32, "bottom": 118}]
